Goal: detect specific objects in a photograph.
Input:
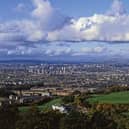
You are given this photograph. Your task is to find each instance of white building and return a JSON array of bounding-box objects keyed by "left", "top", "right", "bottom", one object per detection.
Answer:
[
  {"left": 41, "top": 92, "right": 51, "bottom": 97},
  {"left": 52, "top": 105, "right": 67, "bottom": 113}
]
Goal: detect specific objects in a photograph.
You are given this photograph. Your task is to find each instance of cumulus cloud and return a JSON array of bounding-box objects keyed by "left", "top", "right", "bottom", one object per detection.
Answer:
[
  {"left": 45, "top": 0, "right": 129, "bottom": 42},
  {"left": 107, "top": 0, "right": 126, "bottom": 16},
  {"left": 0, "top": 0, "right": 129, "bottom": 57},
  {"left": 0, "top": 0, "right": 71, "bottom": 43},
  {"left": 1, "top": 0, "right": 129, "bottom": 43},
  {"left": 31, "top": 0, "right": 70, "bottom": 31}
]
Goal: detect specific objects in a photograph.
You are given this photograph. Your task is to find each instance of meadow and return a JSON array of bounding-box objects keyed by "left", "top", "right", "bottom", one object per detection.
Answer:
[
  {"left": 88, "top": 91, "right": 129, "bottom": 104},
  {"left": 19, "top": 98, "right": 63, "bottom": 112}
]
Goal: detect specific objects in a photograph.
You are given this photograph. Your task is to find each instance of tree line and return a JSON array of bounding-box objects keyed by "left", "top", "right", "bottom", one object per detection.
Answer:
[{"left": 0, "top": 105, "right": 129, "bottom": 129}]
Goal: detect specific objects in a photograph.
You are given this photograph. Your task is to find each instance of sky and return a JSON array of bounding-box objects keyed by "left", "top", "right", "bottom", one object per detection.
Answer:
[{"left": 0, "top": 0, "right": 129, "bottom": 61}]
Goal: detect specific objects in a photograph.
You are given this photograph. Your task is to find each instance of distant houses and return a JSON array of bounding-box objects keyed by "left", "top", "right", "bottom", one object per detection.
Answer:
[
  {"left": 0, "top": 90, "right": 52, "bottom": 107},
  {"left": 0, "top": 86, "right": 99, "bottom": 107},
  {"left": 9, "top": 92, "right": 52, "bottom": 105},
  {"left": 0, "top": 98, "right": 10, "bottom": 107},
  {"left": 19, "top": 96, "right": 43, "bottom": 104}
]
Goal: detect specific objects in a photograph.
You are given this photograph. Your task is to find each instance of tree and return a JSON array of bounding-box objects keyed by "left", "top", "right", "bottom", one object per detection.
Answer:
[
  {"left": 16, "top": 107, "right": 63, "bottom": 129},
  {"left": 62, "top": 95, "right": 74, "bottom": 104},
  {"left": 39, "top": 111, "right": 63, "bottom": 129},
  {"left": 91, "top": 111, "right": 117, "bottom": 129},
  {"left": 60, "top": 111, "right": 89, "bottom": 129},
  {"left": 0, "top": 105, "right": 18, "bottom": 129},
  {"left": 16, "top": 106, "right": 40, "bottom": 129}
]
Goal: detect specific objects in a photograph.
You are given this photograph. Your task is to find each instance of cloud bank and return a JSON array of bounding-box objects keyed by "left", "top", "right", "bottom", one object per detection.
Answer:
[
  {"left": 1, "top": 0, "right": 129, "bottom": 44},
  {"left": 0, "top": 0, "right": 129, "bottom": 57}
]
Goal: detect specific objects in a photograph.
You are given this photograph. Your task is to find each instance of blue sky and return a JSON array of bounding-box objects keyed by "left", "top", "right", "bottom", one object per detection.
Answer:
[
  {"left": 0, "top": 0, "right": 129, "bottom": 61},
  {"left": 1, "top": 0, "right": 108, "bottom": 19},
  {"left": 1, "top": 0, "right": 129, "bottom": 18}
]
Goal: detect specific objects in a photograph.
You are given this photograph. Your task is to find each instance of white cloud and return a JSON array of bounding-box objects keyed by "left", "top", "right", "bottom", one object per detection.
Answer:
[
  {"left": 107, "top": 0, "right": 126, "bottom": 16},
  {"left": 72, "top": 46, "right": 106, "bottom": 56},
  {"left": 31, "top": 0, "right": 70, "bottom": 31},
  {"left": 44, "top": 47, "right": 72, "bottom": 56},
  {"left": 45, "top": 0, "right": 129, "bottom": 42},
  {"left": 5, "top": 45, "right": 105, "bottom": 57},
  {"left": 0, "top": 0, "right": 129, "bottom": 57},
  {"left": 1, "top": 0, "right": 129, "bottom": 43},
  {"left": 32, "top": 0, "right": 53, "bottom": 20},
  {"left": 48, "top": 13, "right": 129, "bottom": 42}
]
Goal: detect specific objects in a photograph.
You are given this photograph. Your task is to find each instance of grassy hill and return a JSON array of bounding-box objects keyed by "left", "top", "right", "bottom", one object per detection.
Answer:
[
  {"left": 19, "top": 98, "right": 63, "bottom": 112},
  {"left": 88, "top": 91, "right": 129, "bottom": 104}
]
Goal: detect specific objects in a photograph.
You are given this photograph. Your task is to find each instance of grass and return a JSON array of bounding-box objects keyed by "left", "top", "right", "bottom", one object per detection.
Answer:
[
  {"left": 19, "top": 98, "right": 63, "bottom": 112},
  {"left": 88, "top": 91, "right": 129, "bottom": 104}
]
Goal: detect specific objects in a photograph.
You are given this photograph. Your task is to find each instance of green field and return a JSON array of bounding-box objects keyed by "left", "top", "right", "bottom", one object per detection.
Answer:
[
  {"left": 88, "top": 91, "right": 129, "bottom": 104},
  {"left": 19, "top": 98, "right": 63, "bottom": 112}
]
